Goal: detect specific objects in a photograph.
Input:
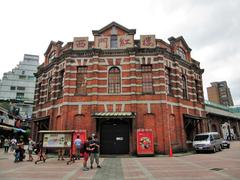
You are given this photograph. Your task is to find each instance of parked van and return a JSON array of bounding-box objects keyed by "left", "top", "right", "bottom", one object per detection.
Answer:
[{"left": 192, "top": 132, "right": 222, "bottom": 153}]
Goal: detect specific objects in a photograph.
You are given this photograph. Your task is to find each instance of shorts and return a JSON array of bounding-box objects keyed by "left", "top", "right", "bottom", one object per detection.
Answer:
[{"left": 83, "top": 152, "right": 89, "bottom": 161}]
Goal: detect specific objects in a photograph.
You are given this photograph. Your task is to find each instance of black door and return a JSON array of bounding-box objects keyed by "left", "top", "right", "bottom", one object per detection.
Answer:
[{"left": 100, "top": 119, "right": 129, "bottom": 154}]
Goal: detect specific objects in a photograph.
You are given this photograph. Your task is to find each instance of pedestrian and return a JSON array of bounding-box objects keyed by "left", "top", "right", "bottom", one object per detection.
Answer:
[
  {"left": 27, "top": 137, "right": 35, "bottom": 161},
  {"left": 4, "top": 138, "right": 10, "bottom": 153},
  {"left": 58, "top": 148, "right": 65, "bottom": 160},
  {"left": 10, "top": 137, "right": 17, "bottom": 152},
  {"left": 74, "top": 135, "right": 82, "bottom": 160},
  {"left": 15, "top": 139, "right": 25, "bottom": 162},
  {"left": 82, "top": 136, "right": 94, "bottom": 171},
  {"left": 90, "top": 134, "right": 101, "bottom": 169}
]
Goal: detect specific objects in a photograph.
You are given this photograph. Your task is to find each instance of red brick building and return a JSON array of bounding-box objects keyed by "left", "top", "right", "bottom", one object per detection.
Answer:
[{"left": 32, "top": 22, "right": 207, "bottom": 154}]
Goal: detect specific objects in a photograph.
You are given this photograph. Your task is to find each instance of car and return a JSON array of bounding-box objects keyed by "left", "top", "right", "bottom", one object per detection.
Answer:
[
  {"left": 221, "top": 139, "right": 230, "bottom": 148},
  {"left": 192, "top": 132, "right": 222, "bottom": 153}
]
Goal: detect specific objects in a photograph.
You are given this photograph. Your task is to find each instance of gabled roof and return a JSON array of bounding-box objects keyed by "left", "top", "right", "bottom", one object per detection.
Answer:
[
  {"left": 168, "top": 36, "right": 192, "bottom": 51},
  {"left": 44, "top": 41, "right": 63, "bottom": 56},
  {"left": 92, "top": 21, "right": 136, "bottom": 36}
]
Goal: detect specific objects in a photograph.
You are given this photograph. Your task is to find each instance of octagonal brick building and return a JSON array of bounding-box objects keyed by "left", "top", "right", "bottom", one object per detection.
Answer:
[{"left": 32, "top": 22, "right": 207, "bottom": 154}]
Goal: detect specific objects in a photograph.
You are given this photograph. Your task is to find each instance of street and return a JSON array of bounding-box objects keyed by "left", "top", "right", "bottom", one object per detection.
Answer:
[{"left": 0, "top": 141, "right": 240, "bottom": 180}]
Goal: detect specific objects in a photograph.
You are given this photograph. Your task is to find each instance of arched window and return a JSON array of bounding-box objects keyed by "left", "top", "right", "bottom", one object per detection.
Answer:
[
  {"left": 47, "top": 77, "right": 52, "bottom": 101},
  {"left": 177, "top": 48, "right": 186, "bottom": 60},
  {"left": 108, "top": 67, "right": 121, "bottom": 94},
  {"left": 142, "top": 65, "right": 153, "bottom": 94},
  {"left": 166, "top": 67, "right": 172, "bottom": 95},
  {"left": 48, "top": 51, "right": 56, "bottom": 63},
  {"left": 182, "top": 75, "right": 188, "bottom": 99}
]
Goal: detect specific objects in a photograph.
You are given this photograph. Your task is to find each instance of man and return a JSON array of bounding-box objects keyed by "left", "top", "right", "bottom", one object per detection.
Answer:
[
  {"left": 82, "top": 136, "right": 94, "bottom": 171},
  {"left": 90, "top": 134, "right": 101, "bottom": 169},
  {"left": 27, "top": 137, "right": 35, "bottom": 161},
  {"left": 74, "top": 135, "right": 82, "bottom": 160}
]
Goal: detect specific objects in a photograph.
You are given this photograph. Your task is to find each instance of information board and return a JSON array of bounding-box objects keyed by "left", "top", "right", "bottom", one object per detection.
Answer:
[{"left": 43, "top": 133, "right": 72, "bottom": 148}]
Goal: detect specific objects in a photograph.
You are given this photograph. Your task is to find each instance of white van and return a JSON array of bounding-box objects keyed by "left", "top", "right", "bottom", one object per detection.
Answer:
[{"left": 192, "top": 132, "right": 222, "bottom": 153}]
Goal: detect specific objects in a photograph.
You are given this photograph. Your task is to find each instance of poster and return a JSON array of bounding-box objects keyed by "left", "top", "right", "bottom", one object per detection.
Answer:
[
  {"left": 43, "top": 133, "right": 72, "bottom": 148},
  {"left": 137, "top": 129, "right": 154, "bottom": 155}
]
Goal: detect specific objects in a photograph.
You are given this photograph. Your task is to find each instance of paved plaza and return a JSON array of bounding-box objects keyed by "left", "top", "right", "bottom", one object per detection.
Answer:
[{"left": 0, "top": 142, "right": 240, "bottom": 180}]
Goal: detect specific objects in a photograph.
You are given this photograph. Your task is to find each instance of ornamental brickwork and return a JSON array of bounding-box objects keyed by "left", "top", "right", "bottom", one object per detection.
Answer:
[{"left": 32, "top": 22, "right": 207, "bottom": 154}]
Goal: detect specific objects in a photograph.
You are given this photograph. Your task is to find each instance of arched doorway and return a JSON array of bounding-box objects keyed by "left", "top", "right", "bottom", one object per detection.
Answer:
[
  {"left": 100, "top": 119, "right": 130, "bottom": 154},
  {"left": 211, "top": 124, "right": 218, "bottom": 132}
]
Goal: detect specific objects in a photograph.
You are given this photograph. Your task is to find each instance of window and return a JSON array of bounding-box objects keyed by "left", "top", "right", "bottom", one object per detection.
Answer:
[
  {"left": 57, "top": 70, "right": 64, "bottom": 97},
  {"left": 19, "top": 75, "right": 26, "bottom": 79},
  {"left": 28, "top": 76, "right": 34, "bottom": 80},
  {"left": 142, "top": 65, "right": 153, "bottom": 94},
  {"left": 16, "top": 92, "right": 24, "bottom": 99},
  {"left": 76, "top": 66, "right": 87, "bottom": 95},
  {"left": 22, "top": 71, "right": 25, "bottom": 75},
  {"left": 17, "top": 86, "right": 25, "bottom": 91},
  {"left": 195, "top": 80, "right": 200, "bottom": 101},
  {"left": 108, "top": 67, "right": 121, "bottom": 94},
  {"left": 49, "top": 51, "right": 56, "bottom": 63},
  {"left": 166, "top": 68, "right": 172, "bottom": 95},
  {"left": 110, "top": 35, "right": 118, "bottom": 48},
  {"left": 37, "top": 82, "right": 42, "bottom": 103},
  {"left": 47, "top": 77, "right": 52, "bottom": 101},
  {"left": 182, "top": 75, "right": 188, "bottom": 99},
  {"left": 10, "top": 86, "right": 16, "bottom": 90},
  {"left": 177, "top": 48, "right": 186, "bottom": 60}
]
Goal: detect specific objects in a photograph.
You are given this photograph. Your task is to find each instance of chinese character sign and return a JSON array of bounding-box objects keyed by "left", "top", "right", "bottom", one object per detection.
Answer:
[
  {"left": 95, "top": 36, "right": 110, "bottom": 49},
  {"left": 73, "top": 37, "right": 88, "bottom": 50},
  {"left": 140, "top": 35, "right": 156, "bottom": 48},
  {"left": 118, "top": 35, "right": 134, "bottom": 49}
]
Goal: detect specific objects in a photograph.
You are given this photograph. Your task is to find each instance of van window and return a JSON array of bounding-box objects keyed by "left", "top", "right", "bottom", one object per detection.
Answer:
[
  {"left": 213, "top": 134, "right": 220, "bottom": 139},
  {"left": 194, "top": 135, "right": 209, "bottom": 141}
]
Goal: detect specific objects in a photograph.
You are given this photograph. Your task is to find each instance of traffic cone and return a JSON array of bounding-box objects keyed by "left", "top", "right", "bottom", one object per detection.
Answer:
[{"left": 169, "top": 146, "right": 173, "bottom": 157}]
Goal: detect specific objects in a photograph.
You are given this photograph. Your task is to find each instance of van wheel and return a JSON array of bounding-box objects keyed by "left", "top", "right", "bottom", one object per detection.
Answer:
[{"left": 212, "top": 146, "right": 216, "bottom": 153}]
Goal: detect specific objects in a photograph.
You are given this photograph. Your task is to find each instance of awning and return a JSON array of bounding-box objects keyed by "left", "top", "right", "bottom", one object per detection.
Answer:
[
  {"left": 92, "top": 112, "right": 136, "bottom": 118},
  {"left": 183, "top": 114, "right": 205, "bottom": 120},
  {"left": 0, "top": 124, "right": 14, "bottom": 130}
]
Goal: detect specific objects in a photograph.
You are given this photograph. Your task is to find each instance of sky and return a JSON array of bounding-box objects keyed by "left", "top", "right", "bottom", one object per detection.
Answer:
[{"left": 0, "top": 0, "right": 239, "bottom": 105}]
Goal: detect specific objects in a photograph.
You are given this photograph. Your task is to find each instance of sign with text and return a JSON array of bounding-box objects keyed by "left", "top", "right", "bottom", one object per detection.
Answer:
[
  {"left": 95, "top": 36, "right": 110, "bottom": 49},
  {"left": 73, "top": 37, "right": 88, "bottom": 50},
  {"left": 118, "top": 35, "right": 134, "bottom": 49},
  {"left": 140, "top": 35, "right": 156, "bottom": 48},
  {"left": 43, "top": 133, "right": 72, "bottom": 148}
]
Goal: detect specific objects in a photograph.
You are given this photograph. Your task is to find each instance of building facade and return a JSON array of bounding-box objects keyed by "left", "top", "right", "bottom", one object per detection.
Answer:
[
  {"left": 205, "top": 100, "right": 240, "bottom": 140},
  {"left": 207, "top": 81, "right": 234, "bottom": 106},
  {"left": 32, "top": 22, "right": 206, "bottom": 154},
  {"left": 0, "top": 54, "right": 39, "bottom": 121}
]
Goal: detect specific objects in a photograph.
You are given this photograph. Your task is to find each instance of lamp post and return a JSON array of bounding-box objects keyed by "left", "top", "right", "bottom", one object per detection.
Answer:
[{"left": 168, "top": 115, "right": 173, "bottom": 157}]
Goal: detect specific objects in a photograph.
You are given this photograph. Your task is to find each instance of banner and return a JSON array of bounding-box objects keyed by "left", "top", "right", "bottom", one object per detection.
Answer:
[{"left": 43, "top": 133, "right": 72, "bottom": 148}]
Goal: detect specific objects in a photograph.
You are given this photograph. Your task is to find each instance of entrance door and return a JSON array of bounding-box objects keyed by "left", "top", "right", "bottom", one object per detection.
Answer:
[{"left": 100, "top": 119, "right": 129, "bottom": 154}]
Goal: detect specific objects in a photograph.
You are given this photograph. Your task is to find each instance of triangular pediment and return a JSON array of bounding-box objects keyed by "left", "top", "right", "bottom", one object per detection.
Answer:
[
  {"left": 168, "top": 36, "right": 192, "bottom": 51},
  {"left": 44, "top": 41, "right": 63, "bottom": 56},
  {"left": 92, "top": 21, "right": 136, "bottom": 36}
]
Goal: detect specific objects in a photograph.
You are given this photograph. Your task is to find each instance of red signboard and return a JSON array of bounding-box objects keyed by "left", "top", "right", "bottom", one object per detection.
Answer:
[
  {"left": 72, "top": 130, "right": 87, "bottom": 155},
  {"left": 137, "top": 129, "right": 154, "bottom": 155}
]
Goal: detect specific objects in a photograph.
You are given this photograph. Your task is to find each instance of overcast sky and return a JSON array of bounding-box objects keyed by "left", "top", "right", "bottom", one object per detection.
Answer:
[{"left": 0, "top": 0, "right": 239, "bottom": 105}]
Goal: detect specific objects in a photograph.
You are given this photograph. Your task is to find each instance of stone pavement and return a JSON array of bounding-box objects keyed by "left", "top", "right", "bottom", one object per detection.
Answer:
[{"left": 0, "top": 142, "right": 240, "bottom": 180}]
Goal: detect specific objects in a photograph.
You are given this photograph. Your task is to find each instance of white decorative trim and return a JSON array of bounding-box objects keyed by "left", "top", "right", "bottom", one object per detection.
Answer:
[{"left": 33, "top": 99, "right": 205, "bottom": 114}]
